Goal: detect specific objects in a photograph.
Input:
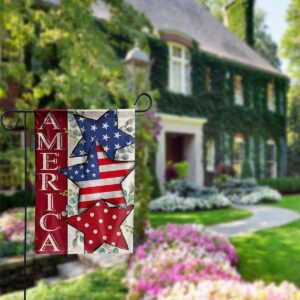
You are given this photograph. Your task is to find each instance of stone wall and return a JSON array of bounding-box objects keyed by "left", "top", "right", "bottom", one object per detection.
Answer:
[{"left": 0, "top": 254, "right": 77, "bottom": 294}]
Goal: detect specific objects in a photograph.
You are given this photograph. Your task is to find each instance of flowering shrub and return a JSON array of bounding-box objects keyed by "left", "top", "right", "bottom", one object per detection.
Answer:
[
  {"left": 126, "top": 224, "right": 300, "bottom": 300},
  {"left": 164, "top": 165, "right": 178, "bottom": 182},
  {"left": 159, "top": 280, "right": 300, "bottom": 300},
  {"left": 149, "top": 193, "right": 231, "bottom": 212},
  {"left": 0, "top": 207, "right": 35, "bottom": 257},
  {"left": 126, "top": 224, "right": 239, "bottom": 299},
  {"left": 231, "top": 187, "right": 282, "bottom": 205}
]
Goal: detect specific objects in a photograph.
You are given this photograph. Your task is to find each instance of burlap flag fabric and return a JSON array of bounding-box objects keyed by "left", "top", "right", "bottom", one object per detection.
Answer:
[{"left": 34, "top": 109, "right": 135, "bottom": 254}]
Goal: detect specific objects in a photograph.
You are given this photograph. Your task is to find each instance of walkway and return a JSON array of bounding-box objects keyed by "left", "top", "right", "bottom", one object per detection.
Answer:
[{"left": 207, "top": 204, "right": 300, "bottom": 237}]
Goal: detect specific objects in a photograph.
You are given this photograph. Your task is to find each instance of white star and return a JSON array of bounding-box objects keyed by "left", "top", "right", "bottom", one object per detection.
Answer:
[
  {"left": 86, "top": 169, "right": 90, "bottom": 173},
  {"left": 90, "top": 154, "right": 94, "bottom": 159},
  {"left": 91, "top": 164, "right": 95, "bottom": 168},
  {"left": 81, "top": 174, "right": 84, "bottom": 178},
  {"left": 80, "top": 139, "right": 86, "bottom": 145},
  {"left": 103, "top": 134, "right": 109, "bottom": 141},
  {"left": 80, "top": 127, "right": 86, "bottom": 132},
  {"left": 70, "top": 176, "right": 74, "bottom": 179},
  {"left": 79, "top": 117, "right": 84, "bottom": 122},
  {"left": 102, "top": 122, "right": 109, "bottom": 129},
  {"left": 114, "top": 121, "right": 117, "bottom": 127},
  {"left": 104, "top": 145, "right": 110, "bottom": 152},
  {"left": 75, "top": 170, "right": 79, "bottom": 174},
  {"left": 126, "top": 141, "right": 132, "bottom": 145},
  {"left": 91, "top": 125, "right": 97, "bottom": 131},
  {"left": 114, "top": 132, "right": 121, "bottom": 139},
  {"left": 79, "top": 150, "right": 86, "bottom": 155},
  {"left": 69, "top": 167, "right": 73, "bottom": 170},
  {"left": 80, "top": 165, "right": 84, "bottom": 169},
  {"left": 92, "top": 173, "right": 96, "bottom": 177},
  {"left": 91, "top": 137, "right": 95, "bottom": 142},
  {"left": 114, "top": 143, "right": 121, "bottom": 150}
]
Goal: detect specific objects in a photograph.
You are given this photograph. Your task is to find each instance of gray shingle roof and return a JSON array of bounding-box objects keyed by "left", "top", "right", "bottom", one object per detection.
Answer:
[{"left": 124, "top": 0, "right": 283, "bottom": 76}]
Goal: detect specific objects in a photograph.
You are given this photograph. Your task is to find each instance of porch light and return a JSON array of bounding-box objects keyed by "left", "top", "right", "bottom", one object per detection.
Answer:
[{"left": 123, "top": 39, "right": 152, "bottom": 92}]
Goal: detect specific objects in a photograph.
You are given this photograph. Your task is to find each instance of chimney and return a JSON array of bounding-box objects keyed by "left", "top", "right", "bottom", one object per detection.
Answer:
[{"left": 223, "top": 0, "right": 255, "bottom": 47}]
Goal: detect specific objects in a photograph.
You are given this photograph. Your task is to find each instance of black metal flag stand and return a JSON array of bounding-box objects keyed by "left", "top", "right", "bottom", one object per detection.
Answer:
[{"left": 0, "top": 93, "right": 152, "bottom": 300}]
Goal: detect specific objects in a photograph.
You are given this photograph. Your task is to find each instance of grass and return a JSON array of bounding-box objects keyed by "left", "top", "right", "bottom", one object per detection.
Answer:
[
  {"left": 231, "top": 195, "right": 300, "bottom": 287},
  {"left": 0, "top": 266, "right": 127, "bottom": 300},
  {"left": 149, "top": 207, "right": 252, "bottom": 228}
]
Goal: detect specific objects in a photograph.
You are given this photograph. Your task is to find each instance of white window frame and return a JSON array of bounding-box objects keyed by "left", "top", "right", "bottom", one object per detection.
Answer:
[
  {"left": 233, "top": 135, "right": 245, "bottom": 177},
  {"left": 266, "top": 139, "right": 277, "bottom": 178},
  {"left": 267, "top": 82, "right": 276, "bottom": 112},
  {"left": 206, "top": 140, "right": 215, "bottom": 172},
  {"left": 168, "top": 42, "right": 191, "bottom": 95},
  {"left": 234, "top": 75, "right": 244, "bottom": 105}
]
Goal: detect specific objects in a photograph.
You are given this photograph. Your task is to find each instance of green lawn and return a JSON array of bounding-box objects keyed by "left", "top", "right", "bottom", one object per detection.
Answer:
[
  {"left": 231, "top": 195, "right": 300, "bottom": 287},
  {"left": 0, "top": 266, "right": 127, "bottom": 300},
  {"left": 149, "top": 207, "right": 252, "bottom": 228}
]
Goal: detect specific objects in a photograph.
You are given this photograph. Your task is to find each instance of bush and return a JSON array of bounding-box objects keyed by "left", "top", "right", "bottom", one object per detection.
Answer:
[
  {"left": 167, "top": 179, "right": 218, "bottom": 197},
  {"left": 149, "top": 193, "right": 231, "bottom": 212},
  {"left": 173, "top": 161, "right": 190, "bottom": 179},
  {"left": 0, "top": 207, "right": 35, "bottom": 257},
  {"left": 258, "top": 177, "right": 300, "bottom": 194},
  {"left": 230, "top": 187, "right": 282, "bottom": 205},
  {"left": 240, "top": 160, "right": 254, "bottom": 179},
  {"left": 0, "top": 191, "right": 34, "bottom": 213}
]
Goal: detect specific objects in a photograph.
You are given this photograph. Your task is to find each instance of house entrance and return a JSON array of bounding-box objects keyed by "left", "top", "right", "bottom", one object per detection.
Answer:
[{"left": 166, "top": 132, "right": 194, "bottom": 164}]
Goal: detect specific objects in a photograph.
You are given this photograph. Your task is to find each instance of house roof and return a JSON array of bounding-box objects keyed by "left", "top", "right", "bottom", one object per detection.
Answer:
[
  {"left": 123, "top": 0, "right": 284, "bottom": 76},
  {"left": 43, "top": 0, "right": 285, "bottom": 77}
]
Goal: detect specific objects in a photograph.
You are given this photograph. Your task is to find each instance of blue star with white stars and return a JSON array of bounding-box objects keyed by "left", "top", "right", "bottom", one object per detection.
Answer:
[
  {"left": 71, "top": 110, "right": 135, "bottom": 160},
  {"left": 59, "top": 141, "right": 100, "bottom": 183}
]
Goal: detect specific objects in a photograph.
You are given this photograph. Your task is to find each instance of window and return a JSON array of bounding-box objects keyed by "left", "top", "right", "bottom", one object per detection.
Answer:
[
  {"left": 234, "top": 75, "right": 244, "bottom": 105},
  {"left": 266, "top": 140, "right": 277, "bottom": 178},
  {"left": 168, "top": 43, "right": 191, "bottom": 95},
  {"left": 206, "top": 140, "right": 215, "bottom": 172},
  {"left": 205, "top": 67, "right": 212, "bottom": 91},
  {"left": 267, "top": 82, "right": 276, "bottom": 111},
  {"left": 233, "top": 135, "right": 245, "bottom": 176}
]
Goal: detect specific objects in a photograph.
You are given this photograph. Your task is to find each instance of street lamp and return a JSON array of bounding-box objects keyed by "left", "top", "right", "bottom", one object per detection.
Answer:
[{"left": 123, "top": 39, "right": 152, "bottom": 93}]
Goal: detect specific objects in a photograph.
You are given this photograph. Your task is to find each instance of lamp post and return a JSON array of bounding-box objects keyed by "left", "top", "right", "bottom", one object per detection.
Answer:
[{"left": 123, "top": 39, "right": 152, "bottom": 93}]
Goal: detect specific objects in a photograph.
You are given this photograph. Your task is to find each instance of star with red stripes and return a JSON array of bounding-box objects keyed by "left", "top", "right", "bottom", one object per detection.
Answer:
[
  {"left": 59, "top": 141, "right": 134, "bottom": 209},
  {"left": 65, "top": 200, "right": 134, "bottom": 252}
]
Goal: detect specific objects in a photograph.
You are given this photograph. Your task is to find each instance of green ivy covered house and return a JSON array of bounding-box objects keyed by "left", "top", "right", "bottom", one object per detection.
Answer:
[{"left": 120, "top": 0, "right": 289, "bottom": 189}]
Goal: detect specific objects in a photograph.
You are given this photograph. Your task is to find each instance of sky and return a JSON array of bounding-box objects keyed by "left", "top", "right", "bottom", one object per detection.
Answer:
[{"left": 256, "top": 0, "right": 290, "bottom": 70}]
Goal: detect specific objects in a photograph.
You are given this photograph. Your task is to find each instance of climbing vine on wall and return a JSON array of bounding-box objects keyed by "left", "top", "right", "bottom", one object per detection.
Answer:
[{"left": 148, "top": 36, "right": 288, "bottom": 176}]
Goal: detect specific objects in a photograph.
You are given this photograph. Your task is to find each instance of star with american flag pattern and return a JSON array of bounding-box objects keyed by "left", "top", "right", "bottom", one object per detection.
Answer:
[
  {"left": 59, "top": 141, "right": 134, "bottom": 209},
  {"left": 71, "top": 110, "right": 135, "bottom": 160}
]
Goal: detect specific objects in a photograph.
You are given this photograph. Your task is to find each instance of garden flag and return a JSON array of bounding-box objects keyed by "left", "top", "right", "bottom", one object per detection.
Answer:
[{"left": 34, "top": 109, "right": 135, "bottom": 254}]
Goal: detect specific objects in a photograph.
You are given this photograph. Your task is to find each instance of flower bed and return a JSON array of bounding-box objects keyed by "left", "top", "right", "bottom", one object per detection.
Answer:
[
  {"left": 0, "top": 207, "right": 35, "bottom": 257},
  {"left": 230, "top": 187, "right": 282, "bottom": 205},
  {"left": 126, "top": 224, "right": 300, "bottom": 300},
  {"left": 126, "top": 224, "right": 238, "bottom": 299},
  {"left": 159, "top": 280, "right": 300, "bottom": 299},
  {"left": 150, "top": 193, "right": 231, "bottom": 212}
]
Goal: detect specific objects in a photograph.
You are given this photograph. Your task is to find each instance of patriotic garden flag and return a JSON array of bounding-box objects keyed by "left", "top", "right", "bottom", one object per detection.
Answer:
[{"left": 34, "top": 109, "right": 135, "bottom": 254}]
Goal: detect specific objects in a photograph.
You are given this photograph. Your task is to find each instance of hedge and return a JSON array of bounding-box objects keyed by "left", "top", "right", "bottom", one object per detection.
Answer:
[
  {"left": 0, "top": 191, "right": 34, "bottom": 213},
  {"left": 258, "top": 177, "right": 300, "bottom": 194}
]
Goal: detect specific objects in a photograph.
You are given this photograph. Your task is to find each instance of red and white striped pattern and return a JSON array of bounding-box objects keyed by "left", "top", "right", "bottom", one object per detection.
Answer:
[{"left": 78, "top": 144, "right": 134, "bottom": 209}]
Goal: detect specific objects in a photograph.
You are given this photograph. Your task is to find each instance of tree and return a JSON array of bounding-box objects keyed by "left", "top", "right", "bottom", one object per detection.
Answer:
[
  {"left": 254, "top": 8, "right": 281, "bottom": 68},
  {"left": 197, "top": 0, "right": 281, "bottom": 68},
  {"left": 281, "top": 0, "right": 300, "bottom": 175},
  {"left": 0, "top": 0, "right": 156, "bottom": 243}
]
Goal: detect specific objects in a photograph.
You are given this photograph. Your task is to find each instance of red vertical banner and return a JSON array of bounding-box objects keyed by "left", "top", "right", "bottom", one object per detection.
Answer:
[{"left": 34, "top": 110, "right": 68, "bottom": 254}]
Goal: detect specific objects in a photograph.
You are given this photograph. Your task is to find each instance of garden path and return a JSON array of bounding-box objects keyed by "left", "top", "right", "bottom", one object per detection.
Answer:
[{"left": 207, "top": 204, "right": 300, "bottom": 237}]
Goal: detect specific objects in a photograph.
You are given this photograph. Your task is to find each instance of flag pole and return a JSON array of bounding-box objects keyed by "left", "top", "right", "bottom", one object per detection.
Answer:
[{"left": 0, "top": 92, "right": 152, "bottom": 300}]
